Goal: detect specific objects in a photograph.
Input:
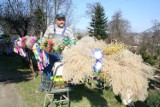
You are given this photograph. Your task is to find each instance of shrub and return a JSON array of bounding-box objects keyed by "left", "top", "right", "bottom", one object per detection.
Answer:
[{"left": 146, "top": 91, "right": 160, "bottom": 107}]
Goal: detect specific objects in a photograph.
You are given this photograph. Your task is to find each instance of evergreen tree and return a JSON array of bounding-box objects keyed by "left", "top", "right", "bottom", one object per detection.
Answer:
[{"left": 88, "top": 3, "right": 108, "bottom": 40}]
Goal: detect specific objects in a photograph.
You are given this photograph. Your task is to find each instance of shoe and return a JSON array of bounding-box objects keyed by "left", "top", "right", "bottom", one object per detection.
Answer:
[{"left": 35, "top": 88, "right": 44, "bottom": 93}]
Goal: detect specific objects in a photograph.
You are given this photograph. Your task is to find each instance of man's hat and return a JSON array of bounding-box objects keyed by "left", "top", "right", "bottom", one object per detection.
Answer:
[{"left": 55, "top": 13, "right": 65, "bottom": 19}]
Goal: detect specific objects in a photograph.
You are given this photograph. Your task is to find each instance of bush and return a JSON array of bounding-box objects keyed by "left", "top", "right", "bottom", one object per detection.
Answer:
[
  {"left": 141, "top": 53, "right": 154, "bottom": 65},
  {"left": 140, "top": 47, "right": 157, "bottom": 66},
  {"left": 146, "top": 91, "right": 160, "bottom": 107}
]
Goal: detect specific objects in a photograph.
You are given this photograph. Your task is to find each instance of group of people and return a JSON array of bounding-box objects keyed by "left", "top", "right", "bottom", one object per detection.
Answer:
[{"left": 36, "top": 13, "right": 74, "bottom": 93}]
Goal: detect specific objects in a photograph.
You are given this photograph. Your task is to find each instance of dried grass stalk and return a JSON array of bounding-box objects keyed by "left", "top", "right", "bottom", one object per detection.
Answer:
[
  {"left": 61, "top": 36, "right": 156, "bottom": 104},
  {"left": 103, "top": 42, "right": 127, "bottom": 55},
  {"left": 62, "top": 36, "right": 106, "bottom": 84},
  {"left": 102, "top": 50, "right": 155, "bottom": 104}
]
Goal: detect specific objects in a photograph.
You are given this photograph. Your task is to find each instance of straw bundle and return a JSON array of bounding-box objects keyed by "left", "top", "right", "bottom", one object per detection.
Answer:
[
  {"left": 60, "top": 36, "right": 155, "bottom": 104},
  {"left": 62, "top": 36, "right": 106, "bottom": 84},
  {"left": 102, "top": 50, "right": 155, "bottom": 105}
]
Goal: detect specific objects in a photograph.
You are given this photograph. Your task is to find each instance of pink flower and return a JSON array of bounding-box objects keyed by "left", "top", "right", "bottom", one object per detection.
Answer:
[{"left": 21, "top": 37, "right": 26, "bottom": 41}]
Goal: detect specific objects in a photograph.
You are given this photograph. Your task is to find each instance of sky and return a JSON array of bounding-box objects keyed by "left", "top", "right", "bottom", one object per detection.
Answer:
[
  {"left": 72, "top": 0, "right": 160, "bottom": 33},
  {"left": 0, "top": 0, "right": 160, "bottom": 33}
]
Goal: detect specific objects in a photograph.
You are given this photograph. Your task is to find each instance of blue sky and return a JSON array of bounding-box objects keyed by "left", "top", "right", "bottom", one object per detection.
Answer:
[{"left": 72, "top": 0, "right": 160, "bottom": 33}]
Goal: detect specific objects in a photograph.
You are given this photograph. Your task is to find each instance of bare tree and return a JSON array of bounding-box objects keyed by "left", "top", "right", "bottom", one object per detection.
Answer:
[
  {"left": 29, "top": 0, "right": 74, "bottom": 34},
  {"left": 108, "top": 10, "right": 132, "bottom": 44},
  {"left": 0, "top": 0, "right": 31, "bottom": 36},
  {"left": 139, "top": 20, "right": 160, "bottom": 68},
  {"left": 51, "top": 0, "right": 74, "bottom": 26},
  {"left": 152, "top": 19, "right": 160, "bottom": 46}
]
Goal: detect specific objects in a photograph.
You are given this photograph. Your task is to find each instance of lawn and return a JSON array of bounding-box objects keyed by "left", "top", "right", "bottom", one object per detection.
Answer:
[
  {"left": 1, "top": 54, "right": 125, "bottom": 107},
  {"left": 15, "top": 74, "right": 126, "bottom": 107},
  {"left": 15, "top": 74, "right": 127, "bottom": 107},
  {"left": 1, "top": 54, "right": 159, "bottom": 107}
]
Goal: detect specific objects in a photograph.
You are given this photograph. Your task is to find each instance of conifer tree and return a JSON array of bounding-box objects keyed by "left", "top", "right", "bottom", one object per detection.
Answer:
[{"left": 88, "top": 3, "right": 108, "bottom": 40}]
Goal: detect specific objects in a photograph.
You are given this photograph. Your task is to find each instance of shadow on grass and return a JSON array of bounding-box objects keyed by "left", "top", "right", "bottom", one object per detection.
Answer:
[
  {"left": 70, "top": 84, "right": 108, "bottom": 107},
  {"left": 133, "top": 101, "right": 148, "bottom": 107},
  {"left": 0, "top": 54, "right": 33, "bottom": 84}
]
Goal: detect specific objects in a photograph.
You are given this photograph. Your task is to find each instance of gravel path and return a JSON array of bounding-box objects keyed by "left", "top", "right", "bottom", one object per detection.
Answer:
[
  {"left": 0, "top": 55, "right": 28, "bottom": 107},
  {"left": 0, "top": 82, "right": 27, "bottom": 107}
]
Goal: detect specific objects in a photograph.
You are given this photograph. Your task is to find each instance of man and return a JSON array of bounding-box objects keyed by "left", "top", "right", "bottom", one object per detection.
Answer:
[
  {"left": 44, "top": 13, "right": 74, "bottom": 40},
  {"left": 36, "top": 13, "right": 74, "bottom": 93}
]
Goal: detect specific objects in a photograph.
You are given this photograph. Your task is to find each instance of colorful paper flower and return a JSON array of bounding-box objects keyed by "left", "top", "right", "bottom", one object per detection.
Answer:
[{"left": 92, "top": 48, "right": 103, "bottom": 73}]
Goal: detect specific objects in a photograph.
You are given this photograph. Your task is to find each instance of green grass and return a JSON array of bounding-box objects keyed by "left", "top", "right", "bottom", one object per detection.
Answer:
[
  {"left": 15, "top": 74, "right": 125, "bottom": 107},
  {"left": 4, "top": 54, "right": 159, "bottom": 107},
  {"left": 16, "top": 74, "right": 46, "bottom": 107},
  {"left": 0, "top": 54, "right": 125, "bottom": 107},
  {"left": 0, "top": 54, "right": 141, "bottom": 107}
]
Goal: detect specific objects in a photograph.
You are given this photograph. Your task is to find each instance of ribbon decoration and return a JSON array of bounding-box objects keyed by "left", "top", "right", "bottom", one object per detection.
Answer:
[
  {"left": 42, "top": 50, "right": 49, "bottom": 67},
  {"left": 32, "top": 43, "right": 43, "bottom": 70},
  {"left": 30, "top": 37, "right": 37, "bottom": 48},
  {"left": 13, "top": 39, "right": 27, "bottom": 57},
  {"left": 32, "top": 42, "right": 49, "bottom": 71},
  {"left": 13, "top": 36, "right": 76, "bottom": 71},
  {"left": 56, "top": 38, "right": 76, "bottom": 54},
  {"left": 92, "top": 48, "right": 103, "bottom": 73}
]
